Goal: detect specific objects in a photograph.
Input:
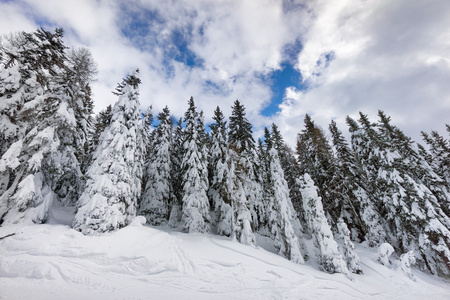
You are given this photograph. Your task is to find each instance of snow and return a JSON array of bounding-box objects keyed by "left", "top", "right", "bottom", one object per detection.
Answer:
[
  {"left": 1, "top": 209, "right": 449, "bottom": 300},
  {"left": 377, "top": 243, "right": 395, "bottom": 267},
  {"left": 0, "top": 140, "right": 23, "bottom": 172}
]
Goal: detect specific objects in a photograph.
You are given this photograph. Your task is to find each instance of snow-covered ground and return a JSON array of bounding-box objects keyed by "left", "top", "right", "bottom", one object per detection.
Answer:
[{"left": 0, "top": 204, "right": 449, "bottom": 300}]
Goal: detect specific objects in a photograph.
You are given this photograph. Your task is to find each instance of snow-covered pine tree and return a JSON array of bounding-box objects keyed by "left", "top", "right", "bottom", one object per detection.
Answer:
[
  {"left": 140, "top": 106, "right": 173, "bottom": 225},
  {"left": 0, "top": 28, "right": 81, "bottom": 223},
  {"left": 271, "top": 124, "right": 304, "bottom": 225},
  {"left": 65, "top": 47, "right": 96, "bottom": 176},
  {"left": 373, "top": 111, "right": 450, "bottom": 275},
  {"left": 180, "top": 97, "right": 210, "bottom": 233},
  {"left": 255, "top": 137, "right": 269, "bottom": 229},
  {"left": 228, "top": 100, "right": 259, "bottom": 244},
  {"left": 139, "top": 105, "right": 154, "bottom": 156},
  {"left": 329, "top": 119, "right": 386, "bottom": 246},
  {"left": 138, "top": 105, "right": 154, "bottom": 210},
  {"left": 264, "top": 138, "right": 305, "bottom": 264},
  {"left": 197, "top": 110, "right": 210, "bottom": 206},
  {"left": 336, "top": 218, "right": 363, "bottom": 274},
  {"left": 90, "top": 105, "right": 112, "bottom": 154},
  {"left": 421, "top": 129, "right": 450, "bottom": 187},
  {"left": 421, "top": 129, "right": 450, "bottom": 218},
  {"left": 297, "top": 115, "right": 336, "bottom": 226},
  {"left": 51, "top": 47, "right": 97, "bottom": 206},
  {"left": 208, "top": 106, "right": 233, "bottom": 236},
  {"left": 300, "top": 173, "right": 349, "bottom": 275},
  {"left": 346, "top": 112, "right": 450, "bottom": 275},
  {"left": 168, "top": 117, "right": 184, "bottom": 227},
  {"left": 229, "top": 159, "right": 256, "bottom": 245},
  {"left": 73, "top": 70, "right": 144, "bottom": 234}
]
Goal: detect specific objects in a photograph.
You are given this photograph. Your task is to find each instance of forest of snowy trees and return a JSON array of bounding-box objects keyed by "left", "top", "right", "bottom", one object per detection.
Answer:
[{"left": 1, "top": 28, "right": 450, "bottom": 277}]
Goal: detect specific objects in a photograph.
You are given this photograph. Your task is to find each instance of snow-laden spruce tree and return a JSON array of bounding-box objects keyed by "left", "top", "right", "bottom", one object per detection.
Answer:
[
  {"left": 89, "top": 105, "right": 112, "bottom": 158},
  {"left": 64, "top": 47, "right": 96, "bottom": 177},
  {"left": 271, "top": 124, "right": 304, "bottom": 226},
  {"left": 0, "top": 28, "right": 82, "bottom": 223},
  {"left": 73, "top": 70, "right": 144, "bottom": 234},
  {"left": 229, "top": 160, "right": 256, "bottom": 245},
  {"left": 297, "top": 115, "right": 336, "bottom": 226},
  {"left": 255, "top": 138, "right": 270, "bottom": 229},
  {"left": 228, "top": 100, "right": 261, "bottom": 241},
  {"left": 420, "top": 129, "right": 450, "bottom": 219},
  {"left": 336, "top": 218, "right": 363, "bottom": 274},
  {"left": 375, "top": 111, "right": 450, "bottom": 275},
  {"left": 180, "top": 97, "right": 210, "bottom": 233},
  {"left": 330, "top": 119, "right": 386, "bottom": 246},
  {"left": 140, "top": 106, "right": 173, "bottom": 225},
  {"left": 168, "top": 117, "right": 184, "bottom": 227},
  {"left": 300, "top": 173, "right": 349, "bottom": 275},
  {"left": 421, "top": 129, "right": 450, "bottom": 188},
  {"left": 349, "top": 112, "right": 450, "bottom": 275},
  {"left": 208, "top": 106, "right": 233, "bottom": 236},
  {"left": 266, "top": 146, "right": 305, "bottom": 264}
]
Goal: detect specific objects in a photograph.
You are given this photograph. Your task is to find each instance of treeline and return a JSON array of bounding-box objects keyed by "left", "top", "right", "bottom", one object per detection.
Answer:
[{"left": 1, "top": 28, "right": 449, "bottom": 277}]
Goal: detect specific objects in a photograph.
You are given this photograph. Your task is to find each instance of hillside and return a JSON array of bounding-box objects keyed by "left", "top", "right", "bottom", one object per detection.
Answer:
[{"left": 1, "top": 204, "right": 449, "bottom": 300}]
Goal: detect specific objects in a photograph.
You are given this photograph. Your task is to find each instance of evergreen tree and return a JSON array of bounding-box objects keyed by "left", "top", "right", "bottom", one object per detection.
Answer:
[
  {"left": 336, "top": 218, "right": 363, "bottom": 274},
  {"left": 228, "top": 100, "right": 259, "bottom": 244},
  {"left": 168, "top": 117, "right": 184, "bottom": 227},
  {"left": 254, "top": 137, "right": 269, "bottom": 229},
  {"left": 347, "top": 112, "right": 450, "bottom": 275},
  {"left": 140, "top": 106, "right": 173, "bottom": 225},
  {"left": 329, "top": 119, "right": 386, "bottom": 245},
  {"left": 140, "top": 105, "right": 154, "bottom": 158},
  {"left": 300, "top": 174, "right": 349, "bottom": 275},
  {"left": 0, "top": 28, "right": 81, "bottom": 223},
  {"left": 421, "top": 129, "right": 450, "bottom": 218},
  {"left": 297, "top": 115, "right": 336, "bottom": 225},
  {"left": 208, "top": 106, "right": 233, "bottom": 236},
  {"left": 270, "top": 124, "right": 305, "bottom": 231},
  {"left": 90, "top": 105, "right": 112, "bottom": 160},
  {"left": 65, "top": 47, "right": 96, "bottom": 176},
  {"left": 374, "top": 111, "right": 450, "bottom": 275},
  {"left": 422, "top": 129, "right": 450, "bottom": 187},
  {"left": 266, "top": 144, "right": 306, "bottom": 264},
  {"left": 73, "top": 70, "right": 143, "bottom": 234},
  {"left": 180, "top": 97, "right": 210, "bottom": 233},
  {"left": 229, "top": 159, "right": 256, "bottom": 245}
]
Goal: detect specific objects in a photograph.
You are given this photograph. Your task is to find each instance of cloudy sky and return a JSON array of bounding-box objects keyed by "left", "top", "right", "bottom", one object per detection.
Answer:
[{"left": 1, "top": 0, "right": 449, "bottom": 146}]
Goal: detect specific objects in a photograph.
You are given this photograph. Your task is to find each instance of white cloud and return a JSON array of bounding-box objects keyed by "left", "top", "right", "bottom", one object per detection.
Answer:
[
  {"left": 2, "top": 0, "right": 448, "bottom": 148},
  {"left": 0, "top": 1, "right": 36, "bottom": 34},
  {"left": 0, "top": 0, "right": 307, "bottom": 128},
  {"left": 275, "top": 0, "right": 450, "bottom": 146}
]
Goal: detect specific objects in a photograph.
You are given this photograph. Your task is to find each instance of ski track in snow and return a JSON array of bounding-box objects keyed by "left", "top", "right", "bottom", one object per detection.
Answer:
[{"left": 0, "top": 218, "right": 450, "bottom": 300}]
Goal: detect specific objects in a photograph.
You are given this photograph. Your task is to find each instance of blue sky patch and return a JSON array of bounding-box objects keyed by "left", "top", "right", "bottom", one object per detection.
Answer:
[{"left": 261, "top": 62, "right": 303, "bottom": 116}]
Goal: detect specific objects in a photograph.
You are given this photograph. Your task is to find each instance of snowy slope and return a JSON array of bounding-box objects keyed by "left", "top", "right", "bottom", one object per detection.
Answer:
[{"left": 0, "top": 205, "right": 449, "bottom": 300}]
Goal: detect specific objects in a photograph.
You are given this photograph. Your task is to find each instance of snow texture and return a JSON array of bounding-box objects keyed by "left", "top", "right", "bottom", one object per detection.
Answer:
[{"left": 1, "top": 217, "right": 449, "bottom": 300}]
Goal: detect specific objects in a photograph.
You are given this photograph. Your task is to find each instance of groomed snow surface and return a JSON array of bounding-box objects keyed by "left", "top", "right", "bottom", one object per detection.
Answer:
[{"left": 1, "top": 203, "right": 449, "bottom": 300}]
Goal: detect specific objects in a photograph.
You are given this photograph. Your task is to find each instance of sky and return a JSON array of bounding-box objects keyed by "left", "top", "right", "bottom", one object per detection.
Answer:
[{"left": 1, "top": 0, "right": 449, "bottom": 146}]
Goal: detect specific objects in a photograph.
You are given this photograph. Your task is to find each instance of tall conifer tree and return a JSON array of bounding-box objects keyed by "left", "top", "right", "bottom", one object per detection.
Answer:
[
  {"left": 208, "top": 106, "right": 233, "bottom": 236},
  {"left": 180, "top": 97, "right": 210, "bottom": 233},
  {"left": 73, "top": 70, "right": 143, "bottom": 234},
  {"left": 140, "top": 106, "right": 173, "bottom": 225},
  {"left": 228, "top": 100, "right": 258, "bottom": 244},
  {"left": 0, "top": 28, "right": 81, "bottom": 223}
]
